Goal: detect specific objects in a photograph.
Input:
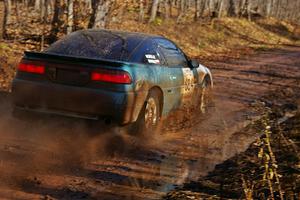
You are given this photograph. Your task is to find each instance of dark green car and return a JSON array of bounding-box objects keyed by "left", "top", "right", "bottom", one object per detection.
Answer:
[{"left": 12, "top": 29, "right": 213, "bottom": 132}]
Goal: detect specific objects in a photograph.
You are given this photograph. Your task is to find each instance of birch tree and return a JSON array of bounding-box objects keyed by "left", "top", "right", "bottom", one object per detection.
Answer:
[
  {"left": 88, "top": 0, "right": 113, "bottom": 29},
  {"left": 35, "top": 0, "right": 40, "bottom": 10},
  {"left": 149, "top": 0, "right": 159, "bottom": 23},
  {"left": 67, "top": 0, "right": 73, "bottom": 34},
  {"left": 218, "top": 0, "right": 224, "bottom": 18}
]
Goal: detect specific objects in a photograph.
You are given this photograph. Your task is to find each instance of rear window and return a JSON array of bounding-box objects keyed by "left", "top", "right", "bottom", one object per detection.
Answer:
[{"left": 45, "top": 30, "right": 145, "bottom": 62}]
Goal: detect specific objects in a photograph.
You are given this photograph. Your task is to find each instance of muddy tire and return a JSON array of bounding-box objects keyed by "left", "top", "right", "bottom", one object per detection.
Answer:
[{"left": 130, "top": 90, "right": 161, "bottom": 136}]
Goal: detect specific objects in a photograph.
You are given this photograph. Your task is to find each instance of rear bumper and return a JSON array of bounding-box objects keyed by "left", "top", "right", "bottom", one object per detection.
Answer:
[{"left": 12, "top": 79, "right": 145, "bottom": 125}]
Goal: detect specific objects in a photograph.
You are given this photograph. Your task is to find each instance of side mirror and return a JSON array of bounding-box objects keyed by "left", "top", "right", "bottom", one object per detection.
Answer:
[{"left": 189, "top": 59, "right": 199, "bottom": 68}]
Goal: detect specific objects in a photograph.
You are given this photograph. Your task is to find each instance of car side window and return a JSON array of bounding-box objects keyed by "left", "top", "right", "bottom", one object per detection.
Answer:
[
  {"left": 129, "top": 39, "right": 166, "bottom": 65},
  {"left": 155, "top": 38, "right": 188, "bottom": 68}
]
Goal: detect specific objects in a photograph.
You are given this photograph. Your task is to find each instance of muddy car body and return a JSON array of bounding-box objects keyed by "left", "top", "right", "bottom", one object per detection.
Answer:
[{"left": 12, "top": 29, "right": 212, "bottom": 129}]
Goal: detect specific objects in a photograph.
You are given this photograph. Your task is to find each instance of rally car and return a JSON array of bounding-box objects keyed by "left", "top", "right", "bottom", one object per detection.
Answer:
[{"left": 12, "top": 29, "right": 213, "bottom": 132}]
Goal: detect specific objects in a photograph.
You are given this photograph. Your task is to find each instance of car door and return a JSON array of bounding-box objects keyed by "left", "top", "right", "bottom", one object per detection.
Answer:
[
  {"left": 155, "top": 38, "right": 198, "bottom": 112},
  {"left": 128, "top": 39, "right": 177, "bottom": 116}
]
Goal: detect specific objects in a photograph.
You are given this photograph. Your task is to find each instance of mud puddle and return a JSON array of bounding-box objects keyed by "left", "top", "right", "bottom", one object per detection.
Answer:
[{"left": 164, "top": 89, "right": 300, "bottom": 199}]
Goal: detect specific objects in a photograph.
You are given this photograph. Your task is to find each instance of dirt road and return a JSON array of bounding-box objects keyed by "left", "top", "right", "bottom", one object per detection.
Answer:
[{"left": 0, "top": 46, "right": 299, "bottom": 200}]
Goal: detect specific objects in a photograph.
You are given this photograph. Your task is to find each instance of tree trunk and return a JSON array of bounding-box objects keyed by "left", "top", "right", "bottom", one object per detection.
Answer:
[
  {"left": 148, "top": 0, "right": 159, "bottom": 23},
  {"left": 67, "top": 0, "right": 74, "bottom": 34},
  {"left": 49, "top": 0, "right": 63, "bottom": 43},
  {"left": 194, "top": 0, "right": 200, "bottom": 19},
  {"left": 86, "top": 0, "right": 92, "bottom": 10},
  {"left": 40, "top": 0, "right": 45, "bottom": 21},
  {"left": 164, "top": 0, "right": 170, "bottom": 19},
  {"left": 218, "top": 0, "right": 224, "bottom": 18},
  {"left": 138, "top": 0, "right": 144, "bottom": 22},
  {"left": 265, "top": 0, "right": 272, "bottom": 17},
  {"left": 15, "top": 0, "right": 20, "bottom": 23},
  {"left": 177, "top": 0, "right": 185, "bottom": 22},
  {"left": 44, "top": 0, "right": 48, "bottom": 21},
  {"left": 5, "top": 0, "right": 11, "bottom": 24},
  {"left": 200, "top": 0, "right": 207, "bottom": 17},
  {"left": 227, "top": 0, "right": 236, "bottom": 17},
  {"left": 246, "top": 0, "right": 251, "bottom": 21},
  {"left": 88, "top": 0, "right": 112, "bottom": 29},
  {"left": 88, "top": 0, "right": 97, "bottom": 28},
  {"left": 35, "top": 0, "right": 40, "bottom": 10},
  {"left": 0, "top": 0, "right": 8, "bottom": 39},
  {"left": 73, "top": 0, "right": 80, "bottom": 30},
  {"left": 169, "top": 0, "right": 172, "bottom": 17},
  {"left": 195, "top": 0, "right": 208, "bottom": 20}
]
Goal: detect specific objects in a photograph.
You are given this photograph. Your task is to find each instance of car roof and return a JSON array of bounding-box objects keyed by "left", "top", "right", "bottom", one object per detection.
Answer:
[
  {"left": 45, "top": 29, "right": 171, "bottom": 64},
  {"left": 80, "top": 29, "right": 165, "bottom": 42}
]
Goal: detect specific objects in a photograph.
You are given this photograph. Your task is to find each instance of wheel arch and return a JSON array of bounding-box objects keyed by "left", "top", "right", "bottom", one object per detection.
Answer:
[{"left": 203, "top": 70, "right": 213, "bottom": 88}]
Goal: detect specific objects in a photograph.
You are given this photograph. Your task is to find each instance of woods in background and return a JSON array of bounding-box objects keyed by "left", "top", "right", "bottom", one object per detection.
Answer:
[{"left": 0, "top": 0, "right": 300, "bottom": 43}]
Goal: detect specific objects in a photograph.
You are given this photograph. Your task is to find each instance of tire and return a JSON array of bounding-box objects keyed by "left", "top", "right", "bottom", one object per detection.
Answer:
[{"left": 130, "top": 89, "right": 161, "bottom": 136}]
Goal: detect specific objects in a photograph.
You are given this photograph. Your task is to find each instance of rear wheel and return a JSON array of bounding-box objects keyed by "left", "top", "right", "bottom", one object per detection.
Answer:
[{"left": 131, "top": 90, "right": 161, "bottom": 136}]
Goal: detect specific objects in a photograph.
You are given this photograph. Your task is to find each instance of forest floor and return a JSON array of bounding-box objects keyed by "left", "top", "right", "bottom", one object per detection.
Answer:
[{"left": 0, "top": 12, "right": 299, "bottom": 199}]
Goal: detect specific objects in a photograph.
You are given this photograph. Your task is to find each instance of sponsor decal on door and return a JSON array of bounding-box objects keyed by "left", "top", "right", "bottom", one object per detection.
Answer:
[{"left": 181, "top": 68, "right": 195, "bottom": 96}]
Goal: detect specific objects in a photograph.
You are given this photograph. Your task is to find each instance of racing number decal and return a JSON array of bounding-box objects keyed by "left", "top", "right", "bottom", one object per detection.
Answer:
[
  {"left": 181, "top": 68, "right": 195, "bottom": 96},
  {"left": 145, "top": 54, "right": 160, "bottom": 64}
]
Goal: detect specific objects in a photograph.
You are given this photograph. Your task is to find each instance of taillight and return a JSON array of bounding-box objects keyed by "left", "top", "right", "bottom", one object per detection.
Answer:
[
  {"left": 91, "top": 70, "right": 132, "bottom": 84},
  {"left": 18, "top": 60, "right": 45, "bottom": 74}
]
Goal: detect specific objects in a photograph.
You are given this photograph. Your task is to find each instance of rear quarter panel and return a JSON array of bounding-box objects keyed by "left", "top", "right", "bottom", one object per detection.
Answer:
[{"left": 123, "top": 63, "right": 183, "bottom": 118}]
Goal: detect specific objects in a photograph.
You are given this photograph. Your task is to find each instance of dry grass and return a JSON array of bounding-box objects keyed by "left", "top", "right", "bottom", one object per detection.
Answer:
[{"left": 109, "top": 17, "right": 300, "bottom": 58}]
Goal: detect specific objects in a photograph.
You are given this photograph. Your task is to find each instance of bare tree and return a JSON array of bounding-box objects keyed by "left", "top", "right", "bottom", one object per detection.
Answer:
[
  {"left": 164, "top": 0, "right": 170, "bottom": 19},
  {"left": 177, "top": 0, "right": 185, "bottom": 22},
  {"left": 227, "top": 0, "right": 236, "bottom": 17},
  {"left": 246, "top": 0, "right": 251, "bottom": 21},
  {"left": 67, "top": 0, "right": 73, "bottom": 34},
  {"left": 148, "top": 0, "right": 159, "bottom": 23},
  {"left": 0, "top": 0, "right": 8, "bottom": 39},
  {"left": 0, "top": 1, "right": 3, "bottom": 39},
  {"left": 265, "top": 0, "right": 273, "bottom": 17},
  {"left": 40, "top": 0, "right": 46, "bottom": 21},
  {"left": 35, "top": 0, "right": 40, "bottom": 10},
  {"left": 195, "top": 0, "right": 208, "bottom": 20},
  {"left": 218, "top": 0, "right": 224, "bottom": 18},
  {"left": 49, "top": 0, "right": 64, "bottom": 43},
  {"left": 73, "top": 0, "right": 81, "bottom": 31},
  {"left": 139, "top": 0, "right": 144, "bottom": 22},
  {"left": 88, "top": 0, "right": 113, "bottom": 29}
]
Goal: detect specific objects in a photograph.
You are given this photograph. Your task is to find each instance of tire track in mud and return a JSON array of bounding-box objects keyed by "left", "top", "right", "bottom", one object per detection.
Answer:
[{"left": 0, "top": 46, "right": 300, "bottom": 200}]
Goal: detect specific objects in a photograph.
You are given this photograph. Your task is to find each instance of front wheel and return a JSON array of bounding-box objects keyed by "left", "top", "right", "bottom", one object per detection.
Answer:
[{"left": 130, "top": 90, "right": 161, "bottom": 136}]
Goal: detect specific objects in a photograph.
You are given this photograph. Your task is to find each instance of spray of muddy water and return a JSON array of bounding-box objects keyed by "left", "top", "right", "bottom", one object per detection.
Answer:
[
  {"left": 0, "top": 95, "right": 140, "bottom": 189},
  {"left": 0, "top": 94, "right": 179, "bottom": 198}
]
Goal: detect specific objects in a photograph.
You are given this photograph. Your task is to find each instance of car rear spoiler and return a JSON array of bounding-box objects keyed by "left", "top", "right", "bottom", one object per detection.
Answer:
[{"left": 24, "top": 51, "right": 126, "bottom": 67}]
